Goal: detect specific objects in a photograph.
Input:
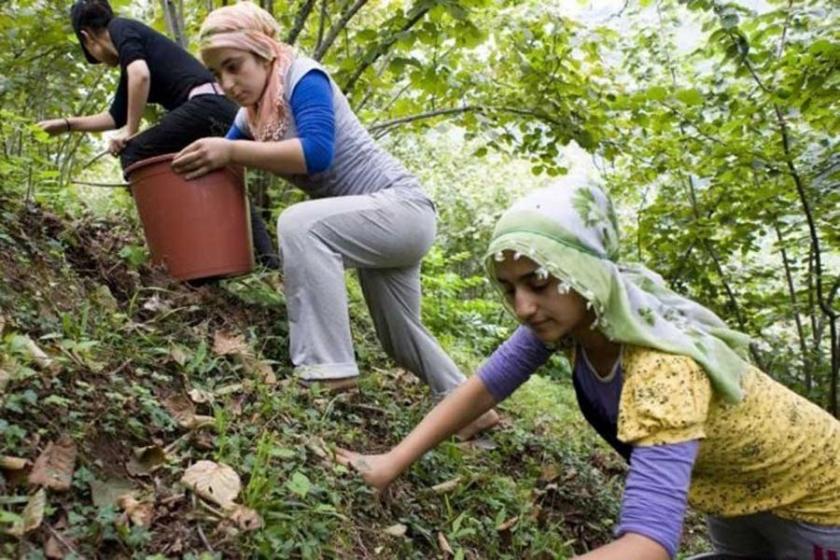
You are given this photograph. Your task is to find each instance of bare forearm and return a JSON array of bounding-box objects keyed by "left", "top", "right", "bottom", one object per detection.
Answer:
[
  {"left": 389, "top": 376, "right": 497, "bottom": 475},
  {"left": 574, "top": 534, "right": 669, "bottom": 560},
  {"left": 229, "top": 138, "right": 308, "bottom": 175},
  {"left": 68, "top": 112, "right": 116, "bottom": 133},
  {"left": 125, "top": 61, "right": 150, "bottom": 135}
]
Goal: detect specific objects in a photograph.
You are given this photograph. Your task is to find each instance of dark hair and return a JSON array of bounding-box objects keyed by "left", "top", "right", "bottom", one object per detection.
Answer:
[{"left": 70, "top": 0, "right": 114, "bottom": 63}]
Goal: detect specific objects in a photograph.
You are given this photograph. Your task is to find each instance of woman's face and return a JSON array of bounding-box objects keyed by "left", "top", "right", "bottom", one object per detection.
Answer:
[
  {"left": 81, "top": 29, "right": 119, "bottom": 66},
  {"left": 203, "top": 47, "right": 271, "bottom": 106},
  {"left": 495, "top": 251, "right": 591, "bottom": 344}
]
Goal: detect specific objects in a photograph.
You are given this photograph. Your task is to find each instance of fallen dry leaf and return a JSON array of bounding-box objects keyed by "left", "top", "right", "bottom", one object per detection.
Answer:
[
  {"left": 212, "top": 332, "right": 276, "bottom": 385},
  {"left": 456, "top": 436, "right": 498, "bottom": 452},
  {"left": 192, "top": 431, "right": 216, "bottom": 451},
  {"left": 384, "top": 523, "right": 407, "bottom": 537},
  {"left": 437, "top": 531, "right": 454, "bottom": 555},
  {"left": 117, "top": 494, "right": 154, "bottom": 527},
  {"left": 164, "top": 395, "right": 215, "bottom": 431},
  {"left": 0, "top": 456, "right": 29, "bottom": 470},
  {"left": 212, "top": 331, "right": 248, "bottom": 356},
  {"left": 229, "top": 504, "right": 263, "bottom": 532},
  {"left": 142, "top": 295, "right": 168, "bottom": 313},
  {"left": 496, "top": 515, "right": 519, "bottom": 532},
  {"left": 169, "top": 345, "right": 189, "bottom": 366},
  {"left": 306, "top": 437, "right": 330, "bottom": 460},
  {"left": 13, "top": 334, "right": 60, "bottom": 374},
  {"left": 163, "top": 394, "right": 195, "bottom": 427},
  {"left": 242, "top": 356, "right": 277, "bottom": 385},
  {"left": 229, "top": 394, "right": 247, "bottom": 417},
  {"left": 168, "top": 536, "right": 184, "bottom": 554},
  {"left": 7, "top": 488, "right": 46, "bottom": 537},
  {"left": 431, "top": 476, "right": 462, "bottom": 494},
  {"left": 0, "top": 366, "right": 10, "bottom": 393},
  {"left": 181, "top": 460, "right": 241, "bottom": 509},
  {"left": 28, "top": 436, "right": 77, "bottom": 491},
  {"left": 90, "top": 478, "right": 136, "bottom": 508},
  {"left": 184, "top": 415, "right": 215, "bottom": 430},
  {"left": 188, "top": 388, "right": 214, "bottom": 404},
  {"left": 540, "top": 464, "right": 560, "bottom": 483},
  {"left": 44, "top": 515, "right": 76, "bottom": 560},
  {"left": 215, "top": 383, "right": 244, "bottom": 396},
  {"left": 45, "top": 532, "right": 73, "bottom": 559},
  {"left": 126, "top": 445, "right": 167, "bottom": 477}
]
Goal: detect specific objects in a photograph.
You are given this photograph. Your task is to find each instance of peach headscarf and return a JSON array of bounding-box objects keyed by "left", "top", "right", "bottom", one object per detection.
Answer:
[{"left": 199, "top": 1, "right": 295, "bottom": 142}]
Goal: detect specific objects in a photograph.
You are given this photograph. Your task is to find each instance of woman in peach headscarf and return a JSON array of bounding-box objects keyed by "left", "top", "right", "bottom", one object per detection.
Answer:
[{"left": 173, "top": 2, "right": 497, "bottom": 437}]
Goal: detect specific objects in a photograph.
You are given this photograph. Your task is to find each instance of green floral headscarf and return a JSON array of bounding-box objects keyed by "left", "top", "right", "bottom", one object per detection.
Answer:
[{"left": 485, "top": 184, "right": 751, "bottom": 402}]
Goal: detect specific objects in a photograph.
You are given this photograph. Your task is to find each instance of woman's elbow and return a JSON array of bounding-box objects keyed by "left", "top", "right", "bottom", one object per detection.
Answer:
[{"left": 303, "top": 140, "right": 334, "bottom": 174}]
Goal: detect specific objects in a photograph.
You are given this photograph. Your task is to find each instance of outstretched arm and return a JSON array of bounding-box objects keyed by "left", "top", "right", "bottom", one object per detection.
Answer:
[
  {"left": 337, "top": 326, "right": 551, "bottom": 490},
  {"left": 38, "top": 112, "right": 116, "bottom": 135},
  {"left": 336, "top": 374, "right": 497, "bottom": 490}
]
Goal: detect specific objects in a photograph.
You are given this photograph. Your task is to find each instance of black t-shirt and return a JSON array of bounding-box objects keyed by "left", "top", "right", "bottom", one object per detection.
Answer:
[{"left": 108, "top": 17, "right": 214, "bottom": 127}]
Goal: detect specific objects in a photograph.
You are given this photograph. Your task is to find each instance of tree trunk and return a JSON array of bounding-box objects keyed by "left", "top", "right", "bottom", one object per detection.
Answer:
[
  {"left": 774, "top": 221, "right": 811, "bottom": 391},
  {"left": 160, "top": 0, "right": 187, "bottom": 47}
]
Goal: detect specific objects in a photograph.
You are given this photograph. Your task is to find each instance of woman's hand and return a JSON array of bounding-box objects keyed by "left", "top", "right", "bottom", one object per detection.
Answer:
[
  {"left": 37, "top": 118, "right": 70, "bottom": 135},
  {"left": 108, "top": 132, "right": 132, "bottom": 156},
  {"left": 335, "top": 449, "right": 400, "bottom": 491},
  {"left": 172, "top": 138, "right": 233, "bottom": 180}
]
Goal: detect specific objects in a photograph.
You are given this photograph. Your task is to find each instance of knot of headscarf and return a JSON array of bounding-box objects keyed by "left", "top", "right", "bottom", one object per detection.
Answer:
[{"left": 199, "top": 1, "right": 295, "bottom": 142}]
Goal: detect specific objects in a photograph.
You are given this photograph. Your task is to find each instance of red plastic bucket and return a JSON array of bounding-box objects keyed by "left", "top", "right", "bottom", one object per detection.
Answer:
[{"left": 124, "top": 153, "right": 254, "bottom": 281}]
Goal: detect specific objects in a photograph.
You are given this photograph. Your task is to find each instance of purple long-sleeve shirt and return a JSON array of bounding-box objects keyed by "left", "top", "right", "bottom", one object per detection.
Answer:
[{"left": 477, "top": 326, "right": 698, "bottom": 558}]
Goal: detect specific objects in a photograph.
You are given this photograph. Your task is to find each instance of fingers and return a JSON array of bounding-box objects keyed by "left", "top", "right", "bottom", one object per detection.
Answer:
[
  {"left": 334, "top": 448, "right": 371, "bottom": 474},
  {"left": 172, "top": 149, "right": 203, "bottom": 171},
  {"left": 109, "top": 138, "right": 127, "bottom": 156},
  {"left": 334, "top": 447, "right": 357, "bottom": 467},
  {"left": 172, "top": 142, "right": 209, "bottom": 175},
  {"left": 183, "top": 166, "right": 211, "bottom": 181},
  {"left": 174, "top": 140, "right": 202, "bottom": 162},
  {"left": 38, "top": 120, "right": 63, "bottom": 136}
]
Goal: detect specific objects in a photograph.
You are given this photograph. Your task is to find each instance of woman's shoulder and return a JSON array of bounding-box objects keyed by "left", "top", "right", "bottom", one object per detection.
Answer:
[
  {"left": 286, "top": 56, "right": 330, "bottom": 83},
  {"left": 618, "top": 345, "right": 713, "bottom": 446},
  {"left": 622, "top": 345, "right": 706, "bottom": 381}
]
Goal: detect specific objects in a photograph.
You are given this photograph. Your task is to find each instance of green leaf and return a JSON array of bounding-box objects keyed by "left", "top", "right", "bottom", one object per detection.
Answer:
[
  {"left": 646, "top": 86, "right": 668, "bottom": 101},
  {"left": 286, "top": 471, "right": 311, "bottom": 498},
  {"left": 270, "top": 448, "right": 297, "bottom": 459},
  {"left": 675, "top": 88, "right": 704, "bottom": 105}
]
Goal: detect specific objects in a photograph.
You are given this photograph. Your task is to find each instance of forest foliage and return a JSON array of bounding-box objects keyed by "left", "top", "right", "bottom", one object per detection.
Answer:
[{"left": 0, "top": 0, "right": 837, "bottom": 557}]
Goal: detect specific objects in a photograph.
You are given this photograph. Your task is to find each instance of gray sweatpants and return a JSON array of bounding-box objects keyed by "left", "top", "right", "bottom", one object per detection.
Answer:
[
  {"left": 707, "top": 512, "right": 840, "bottom": 559},
  {"left": 276, "top": 187, "right": 466, "bottom": 397}
]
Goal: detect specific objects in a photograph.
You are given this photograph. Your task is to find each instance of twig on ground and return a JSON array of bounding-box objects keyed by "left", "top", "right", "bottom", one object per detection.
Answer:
[
  {"left": 46, "top": 524, "right": 78, "bottom": 556},
  {"left": 196, "top": 521, "right": 214, "bottom": 554}
]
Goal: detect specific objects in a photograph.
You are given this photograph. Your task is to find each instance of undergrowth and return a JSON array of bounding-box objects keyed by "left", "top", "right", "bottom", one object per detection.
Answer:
[{"left": 0, "top": 195, "right": 708, "bottom": 558}]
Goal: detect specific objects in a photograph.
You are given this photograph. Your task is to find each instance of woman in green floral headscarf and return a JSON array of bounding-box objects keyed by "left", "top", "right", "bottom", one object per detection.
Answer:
[{"left": 338, "top": 184, "right": 840, "bottom": 559}]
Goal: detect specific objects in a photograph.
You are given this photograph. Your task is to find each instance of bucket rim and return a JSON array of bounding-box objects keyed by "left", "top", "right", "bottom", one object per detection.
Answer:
[{"left": 124, "top": 153, "right": 178, "bottom": 178}]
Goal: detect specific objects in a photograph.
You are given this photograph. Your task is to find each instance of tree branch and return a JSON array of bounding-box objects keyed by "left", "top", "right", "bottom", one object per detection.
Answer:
[
  {"left": 284, "top": 0, "right": 318, "bottom": 46},
  {"left": 366, "top": 104, "right": 566, "bottom": 139},
  {"left": 315, "top": 0, "right": 328, "bottom": 51},
  {"left": 313, "top": 0, "right": 369, "bottom": 61},
  {"left": 774, "top": 220, "right": 811, "bottom": 390},
  {"left": 368, "top": 106, "right": 480, "bottom": 133},
  {"left": 342, "top": 3, "right": 430, "bottom": 94}
]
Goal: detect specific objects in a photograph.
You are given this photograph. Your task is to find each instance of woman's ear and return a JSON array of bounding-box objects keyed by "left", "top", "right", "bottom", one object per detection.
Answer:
[{"left": 261, "top": 55, "right": 273, "bottom": 70}]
